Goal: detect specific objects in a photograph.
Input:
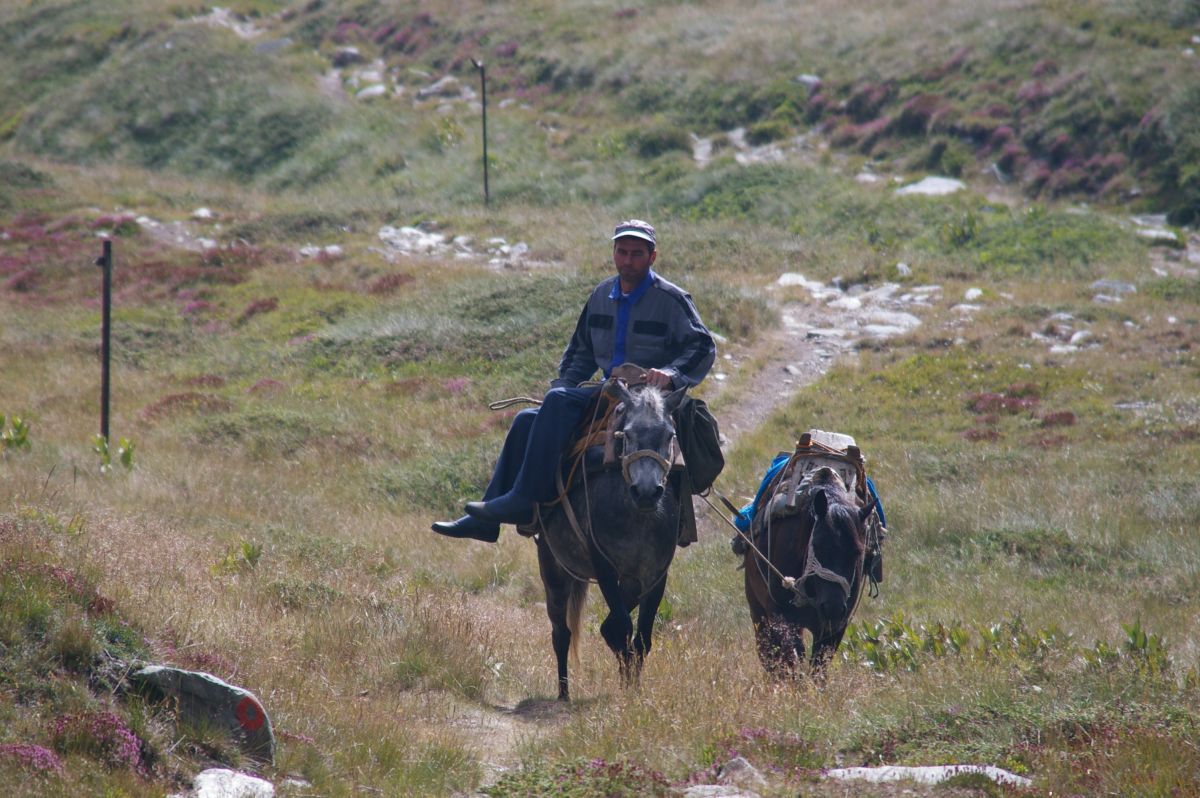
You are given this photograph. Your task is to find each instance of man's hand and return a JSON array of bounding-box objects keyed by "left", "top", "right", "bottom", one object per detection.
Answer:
[{"left": 645, "top": 368, "right": 673, "bottom": 390}]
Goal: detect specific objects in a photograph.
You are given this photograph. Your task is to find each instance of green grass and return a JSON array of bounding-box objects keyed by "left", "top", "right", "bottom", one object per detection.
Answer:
[{"left": 2, "top": 1, "right": 1200, "bottom": 795}]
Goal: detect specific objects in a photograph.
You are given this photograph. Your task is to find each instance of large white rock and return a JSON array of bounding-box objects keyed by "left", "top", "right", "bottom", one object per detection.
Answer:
[
  {"left": 356, "top": 84, "right": 388, "bottom": 101},
  {"left": 825, "top": 764, "right": 1031, "bottom": 788},
  {"left": 894, "top": 176, "right": 966, "bottom": 196},
  {"left": 189, "top": 768, "right": 274, "bottom": 798}
]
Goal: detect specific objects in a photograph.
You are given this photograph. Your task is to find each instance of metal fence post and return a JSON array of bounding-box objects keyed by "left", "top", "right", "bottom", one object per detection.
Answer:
[{"left": 95, "top": 240, "right": 112, "bottom": 442}]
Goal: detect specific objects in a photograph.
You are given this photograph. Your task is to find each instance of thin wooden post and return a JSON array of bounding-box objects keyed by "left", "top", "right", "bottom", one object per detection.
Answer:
[{"left": 471, "top": 58, "right": 489, "bottom": 205}]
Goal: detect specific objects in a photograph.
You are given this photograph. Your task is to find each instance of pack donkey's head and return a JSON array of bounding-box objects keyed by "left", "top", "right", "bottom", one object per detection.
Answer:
[{"left": 801, "top": 467, "right": 875, "bottom": 617}]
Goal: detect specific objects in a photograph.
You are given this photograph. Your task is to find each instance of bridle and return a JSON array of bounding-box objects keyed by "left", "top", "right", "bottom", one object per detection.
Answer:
[
  {"left": 612, "top": 427, "right": 678, "bottom": 489},
  {"left": 542, "top": 382, "right": 679, "bottom": 599},
  {"left": 753, "top": 490, "right": 860, "bottom": 611},
  {"left": 796, "top": 518, "right": 853, "bottom": 598}
]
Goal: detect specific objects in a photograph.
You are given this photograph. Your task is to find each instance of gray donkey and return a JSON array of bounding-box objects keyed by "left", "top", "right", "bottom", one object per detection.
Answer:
[{"left": 534, "top": 381, "right": 686, "bottom": 701}]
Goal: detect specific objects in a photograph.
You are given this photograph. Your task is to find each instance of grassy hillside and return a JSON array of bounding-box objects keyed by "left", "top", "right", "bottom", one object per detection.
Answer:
[
  {"left": 3, "top": 0, "right": 1199, "bottom": 219},
  {"left": 2, "top": 1, "right": 1199, "bottom": 796}
]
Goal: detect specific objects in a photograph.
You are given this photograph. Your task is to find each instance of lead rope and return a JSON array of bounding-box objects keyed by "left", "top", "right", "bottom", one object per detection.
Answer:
[{"left": 699, "top": 491, "right": 811, "bottom": 607}]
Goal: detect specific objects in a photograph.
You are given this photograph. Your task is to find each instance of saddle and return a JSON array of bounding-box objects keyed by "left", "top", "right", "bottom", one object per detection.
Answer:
[
  {"left": 515, "top": 365, "right": 702, "bottom": 546},
  {"left": 752, "top": 430, "right": 887, "bottom": 582}
]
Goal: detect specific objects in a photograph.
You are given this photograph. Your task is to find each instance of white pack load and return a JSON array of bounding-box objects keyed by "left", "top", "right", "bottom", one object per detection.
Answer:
[{"left": 764, "top": 429, "right": 867, "bottom": 520}]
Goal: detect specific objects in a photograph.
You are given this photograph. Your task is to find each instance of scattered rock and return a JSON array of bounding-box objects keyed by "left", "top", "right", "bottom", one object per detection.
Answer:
[
  {"left": 691, "top": 126, "right": 809, "bottom": 168},
  {"left": 898, "top": 285, "right": 941, "bottom": 305},
  {"left": 376, "top": 224, "right": 538, "bottom": 269},
  {"left": 717, "top": 756, "right": 767, "bottom": 790},
  {"left": 1091, "top": 279, "right": 1136, "bottom": 295},
  {"left": 828, "top": 295, "right": 863, "bottom": 311},
  {"left": 194, "top": 7, "right": 264, "bottom": 39},
  {"left": 378, "top": 225, "right": 448, "bottom": 255},
  {"left": 964, "top": 287, "right": 983, "bottom": 301},
  {"left": 356, "top": 84, "right": 388, "bottom": 101},
  {"left": 795, "top": 73, "right": 822, "bottom": 94},
  {"left": 894, "top": 176, "right": 966, "bottom": 196},
  {"left": 331, "top": 46, "right": 365, "bottom": 67},
  {"left": 863, "top": 308, "right": 921, "bottom": 331},
  {"left": 417, "top": 75, "right": 470, "bottom": 101},
  {"left": 1136, "top": 227, "right": 1179, "bottom": 245}
]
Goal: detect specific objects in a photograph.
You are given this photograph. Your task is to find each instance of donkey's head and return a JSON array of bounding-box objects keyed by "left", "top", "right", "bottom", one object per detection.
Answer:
[
  {"left": 610, "top": 383, "right": 686, "bottom": 509},
  {"left": 802, "top": 469, "right": 874, "bottom": 618}
]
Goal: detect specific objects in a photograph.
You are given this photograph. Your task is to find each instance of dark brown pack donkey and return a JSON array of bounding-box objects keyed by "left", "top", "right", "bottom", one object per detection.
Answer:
[{"left": 743, "top": 466, "right": 876, "bottom": 679}]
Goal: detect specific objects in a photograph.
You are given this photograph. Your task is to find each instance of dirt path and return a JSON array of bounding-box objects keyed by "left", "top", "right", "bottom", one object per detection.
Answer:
[
  {"left": 706, "top": 299, "right": 860, "bottom": 450},
  {"left": 456, "top": 288, "right": 913, "bottom": 793}
]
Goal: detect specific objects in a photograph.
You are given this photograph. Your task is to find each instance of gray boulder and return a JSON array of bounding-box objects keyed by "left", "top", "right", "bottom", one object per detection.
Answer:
[
  {"left": 332, "top": 46, "right": 366, "bottom": 67},
  {"left": 132, "top": 666, "right": 275, "bottom": 764}
]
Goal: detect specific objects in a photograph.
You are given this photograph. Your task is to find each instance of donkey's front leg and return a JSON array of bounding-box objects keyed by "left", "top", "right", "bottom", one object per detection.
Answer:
[
  {"left": 630, "top": 573, "right": 668, "bottom": 685},
  {"left": 590, "top": 550, "right": 634, "bottom": 680}
]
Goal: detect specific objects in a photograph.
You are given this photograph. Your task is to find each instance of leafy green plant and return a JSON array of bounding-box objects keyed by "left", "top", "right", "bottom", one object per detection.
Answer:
[
  {"left": 91, "top": 435, "right": 134, "bottom": 473},
  {"left": 1, "top": 414, "right": 30, "bottom": 452},
  {"left": 941, "top": 210, "right": 980, "bottom": 248},
  {"left": 843, "top": 613, "right": 1070, "bottom": 672},
  {"left": 211, "top": 540, "right": 263, "bottom": 575}
]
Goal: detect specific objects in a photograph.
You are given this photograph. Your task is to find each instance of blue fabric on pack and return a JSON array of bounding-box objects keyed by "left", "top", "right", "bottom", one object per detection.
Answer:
[{"left": 734, "top": 456, "right": 888, "bottom": 532}]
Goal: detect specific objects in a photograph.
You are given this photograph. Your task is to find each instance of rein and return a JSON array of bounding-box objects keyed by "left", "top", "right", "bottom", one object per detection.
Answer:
[{"left": 702, "top": 485, "right": 861, "bottom": 610}]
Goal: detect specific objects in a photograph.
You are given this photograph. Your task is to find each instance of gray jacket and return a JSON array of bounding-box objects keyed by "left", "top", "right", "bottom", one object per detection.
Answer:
[{"left": 552, "top": 272, "right": 716, "bottom": 390}]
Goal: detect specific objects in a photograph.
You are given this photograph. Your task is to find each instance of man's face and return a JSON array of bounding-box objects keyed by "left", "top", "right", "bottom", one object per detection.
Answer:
[{"left": 613, "top": 236, "right": 656, "bottom": 291}]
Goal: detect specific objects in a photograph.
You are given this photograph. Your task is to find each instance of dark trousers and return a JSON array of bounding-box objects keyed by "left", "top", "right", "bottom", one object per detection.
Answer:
[{"left": 484, "top": 386, "right": 601, "bottom": 504}]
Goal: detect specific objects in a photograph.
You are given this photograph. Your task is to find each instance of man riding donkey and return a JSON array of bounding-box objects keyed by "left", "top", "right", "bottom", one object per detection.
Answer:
[{"left": 433, "top": 219, "right": 721, "bottom": 543}]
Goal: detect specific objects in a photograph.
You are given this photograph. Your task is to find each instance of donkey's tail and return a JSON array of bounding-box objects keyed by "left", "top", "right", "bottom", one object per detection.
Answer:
[{"left": 566, "top": 580, "right": 588, "bottom": 667}]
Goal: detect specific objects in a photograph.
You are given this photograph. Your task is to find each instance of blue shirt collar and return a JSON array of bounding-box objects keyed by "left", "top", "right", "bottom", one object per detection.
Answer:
[{"left": 608, "top": 269, "right": 658, "bottom": 302}]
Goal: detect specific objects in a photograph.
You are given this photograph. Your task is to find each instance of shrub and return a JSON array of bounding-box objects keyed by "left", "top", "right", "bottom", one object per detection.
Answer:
[
  {"left": 622, "top": 119, "right": 691, "bottom": 159},
  {"left": 50, "top": 711, "right": 144, "bottom": 772},
  {"left": 0, "top": 744, "right": 64, "bottom": 775},
  {"left": 0, "top": 160, "right": 51, "bottom": 188},
  {"left": 746, "top": 118, "right": 793, "bottom": 145}
]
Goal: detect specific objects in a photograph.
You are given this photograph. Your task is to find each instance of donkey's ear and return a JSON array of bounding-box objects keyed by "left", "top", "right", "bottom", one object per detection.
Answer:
[
  {"left": 811, "top": 488, "right": 829, "bottom": 519},
  {"left": 859, "top": 495, "right": 877, "bottom": 523},
  {"left": 663, "top": 385, "right": 688, "bottom": 413},
  {"left": 609, "top": 379, "right": 634, "bottom": 407}
]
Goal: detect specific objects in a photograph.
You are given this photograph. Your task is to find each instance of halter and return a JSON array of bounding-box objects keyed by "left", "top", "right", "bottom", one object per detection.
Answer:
[
  {"left": 797, "top": 523, "right": 853, "bottom": 597},
  {"left": 612, "top": 429, "right": 678, "bottom": 489}
]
